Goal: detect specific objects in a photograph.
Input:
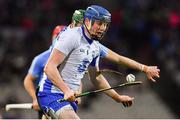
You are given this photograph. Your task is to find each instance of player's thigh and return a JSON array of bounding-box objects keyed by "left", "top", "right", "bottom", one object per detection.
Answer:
[
  {"left": 38, "top": 93, "right": 78, "bottom": 118},
  {"left": 56, "top": 104, "right": 79, "bottom": 119}
]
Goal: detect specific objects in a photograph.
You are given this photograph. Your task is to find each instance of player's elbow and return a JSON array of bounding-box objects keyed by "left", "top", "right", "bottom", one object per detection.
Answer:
[
  {"left": 23, "top": 75, "right": 31, "bottom": 89},
  {"left": 44, "top": 62, "right": 53, "bottom": 75},
  {"left": 44, "top": 63, "right": 49, "bottom": 74},
  {"left": 23, "top": 77, "right": 27, "bottom": 88}
]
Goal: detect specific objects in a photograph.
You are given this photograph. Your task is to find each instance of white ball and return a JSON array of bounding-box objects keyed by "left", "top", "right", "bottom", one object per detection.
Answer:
[{"left": 126, "top": 74, "right": 135, "bottom": 82}]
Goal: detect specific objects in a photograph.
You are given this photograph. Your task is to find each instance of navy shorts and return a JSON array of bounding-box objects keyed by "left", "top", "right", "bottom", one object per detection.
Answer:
[{"left": 37, "top": 92, "right": 78, "bottom": 113}]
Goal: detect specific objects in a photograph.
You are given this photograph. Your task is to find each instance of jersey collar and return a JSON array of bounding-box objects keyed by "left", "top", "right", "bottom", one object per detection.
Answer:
[{"left": 81, "top": 26, "right": 93, "bottom": 45}]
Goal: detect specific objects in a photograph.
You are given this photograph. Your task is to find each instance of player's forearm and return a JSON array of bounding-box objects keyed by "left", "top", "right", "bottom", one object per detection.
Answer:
[
  {"left": 108, "top": 50, "right": 148, "bottom": 72},
  {"left": 44, "top": 64, "right": 70, "bottom": 93},
  {"left": 24, "top": 77, "right": 36, "bottom": 100},
  {"left": 117, "top": 55, "right": 148, "bottom": 72},
  {"left": 94, "top": 73, "right": 119, "bottom": 100}
]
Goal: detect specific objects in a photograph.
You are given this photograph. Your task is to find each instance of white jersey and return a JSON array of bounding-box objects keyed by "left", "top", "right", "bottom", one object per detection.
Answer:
[
  {"left": 39, "top": 26, "right": 109, "bottom": 94},
  {"left": 51, "top": 25, "right": 71, "bottom": 49}
]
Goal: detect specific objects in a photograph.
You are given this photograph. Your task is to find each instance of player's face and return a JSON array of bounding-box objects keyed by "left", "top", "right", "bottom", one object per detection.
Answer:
[
  {"left": 76, "top": 22, "right": 83, "bottom": 27},
  {"left": 89, "top": 20, "right": 109, "bottom": 40}
]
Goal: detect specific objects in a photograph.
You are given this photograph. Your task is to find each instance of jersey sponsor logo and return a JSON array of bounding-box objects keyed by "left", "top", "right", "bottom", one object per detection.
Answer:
[
  {"left": 77, "top": 58, "right": 90, "bottom": 73},
  {"left": 80, "top": 49, "right": 85, "bottom": 53}
]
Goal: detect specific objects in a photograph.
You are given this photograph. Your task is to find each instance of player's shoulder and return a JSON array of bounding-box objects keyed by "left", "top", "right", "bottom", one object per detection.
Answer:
[
  {"left": 93, "top": 41, "right": 106, "bottom": 47},
  {"left": 92, "top": 40, "right": 101, "bottom": 48},
  {"left": 33, "top": 50, "right": 51, "bottom": 63},
  {"left": 60, "top": 27, "right": 82, "bottom": 43},
  {"left": 65, "top": 27, "right": 82, "bottom": 36}
]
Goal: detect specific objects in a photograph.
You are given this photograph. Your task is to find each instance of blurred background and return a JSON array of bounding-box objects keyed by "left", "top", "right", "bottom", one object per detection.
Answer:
[{"left": 0, "top": 0, "right": 180, "bottom": 119}]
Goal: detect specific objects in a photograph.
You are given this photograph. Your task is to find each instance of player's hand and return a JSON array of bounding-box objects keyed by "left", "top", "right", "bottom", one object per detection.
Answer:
[
  {"left": 75, "top": 98, "right": 82, "bottom": 105},
  {"left": 74, "top": 91, "right": 81, "bottom": 105},
  {"left": 113, "top": 95, "right": 134, "bottom": 107},
  {"left": 119, "top": 95, "right": 134, "bottom": 107},
  {"left": 145, "top": 66, "right": 160, "bottom": 82},
  {"left": 32, "top": 99, "right": 40, "bottom": 111},
  {"left": 64, "top": 90, "right": 76, "bottom": 102}
]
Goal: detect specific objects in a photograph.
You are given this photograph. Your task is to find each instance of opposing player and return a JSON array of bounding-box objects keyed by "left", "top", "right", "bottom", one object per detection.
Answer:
[
  {"left": 23, "top": 9, "right": 85, "bottom": 119},
  {"left": 38, "top": 5, "right": 160, "bottom": 119},
  {"left": 52, "top": 9, "right": 85, "bottom": 42}
]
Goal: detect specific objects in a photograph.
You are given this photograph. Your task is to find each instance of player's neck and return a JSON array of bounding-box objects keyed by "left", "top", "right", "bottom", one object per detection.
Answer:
[
  {"left": 69, "top": 24, "right": 73, "bottom": 28},
  {"left": 83, "top": 26, "right": 91, "bottom": 39}
]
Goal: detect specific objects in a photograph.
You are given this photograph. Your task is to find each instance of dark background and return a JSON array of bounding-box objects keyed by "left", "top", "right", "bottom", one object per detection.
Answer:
[{"left": 0, "top": 0, "right": 180, "bottom": 119}]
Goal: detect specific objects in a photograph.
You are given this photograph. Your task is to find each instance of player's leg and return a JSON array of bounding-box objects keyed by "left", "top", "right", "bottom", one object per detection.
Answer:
[
  {"left": 55, "top": 104, "right": 79, "bottom": 119},
  {"left": 38, "top": 92, "right": 79, "bottom": 119},
  {"left": 41, "top": 114, "right": 49, "bottom": 120}
]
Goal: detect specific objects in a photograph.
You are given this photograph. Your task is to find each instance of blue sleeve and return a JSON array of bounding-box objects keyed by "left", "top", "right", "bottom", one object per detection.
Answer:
[
  {"left": 99, "top": 43, "right": 109, "bottom": 58},
  {"left": 28, "top": 56, "right": 43, "bottom": 78}
]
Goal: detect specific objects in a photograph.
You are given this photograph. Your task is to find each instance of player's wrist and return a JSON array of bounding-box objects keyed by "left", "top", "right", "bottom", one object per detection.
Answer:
[
  {"left": 58, "top": 81, "right": 71, "bottom": 93},
  {"left": 111, "top": 94, "right": 120, "bottom": 102},
  {"left": 32, "top": 96, "right": 37, "bottom": 101},
  {"left": 32, "top": 98, "right": 37, "bottom": 102},
  {"left": 63, "top": 87, "right": 72, "bottom": 94},
  {"left": 141, "top": 65, "right": 148, "bottom": 73}
]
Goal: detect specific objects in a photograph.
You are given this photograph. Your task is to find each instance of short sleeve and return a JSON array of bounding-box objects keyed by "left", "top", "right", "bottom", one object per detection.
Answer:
[
  {"left": 28, "top": 56, "right": 42, "bottom": 78},
  {"left": 99, "top": 43, "right": 109, "bottom": 58}
]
